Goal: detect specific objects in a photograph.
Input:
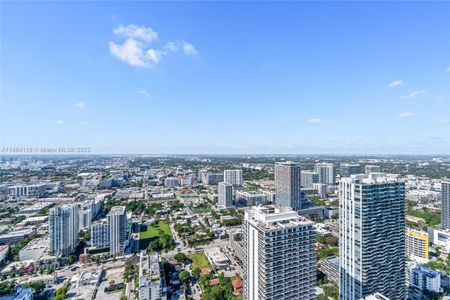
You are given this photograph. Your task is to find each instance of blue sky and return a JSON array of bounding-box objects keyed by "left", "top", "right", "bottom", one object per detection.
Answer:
[{"left": 1, "top": 1, "right": 449, "bottom": 154}]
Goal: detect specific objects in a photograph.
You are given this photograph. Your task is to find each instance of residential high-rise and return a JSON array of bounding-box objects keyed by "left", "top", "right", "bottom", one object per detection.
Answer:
[
  {"left": 79, "top": 207, "right": 92, "bottom": 230},
  {"left": 301, "top": 170, "right": 319, "bottom": 188},
  {"left": 224, "top": 169, "right": 244, "bottom": 186},
  {"left": 243, "top": 205, "right": 316, "bottom": 300},
  {"left": 274, "top": 161, "right": 303, "bottom": 210},
  {"left": 339, "top": 174, "right": 406, "bottom": 300},
  {"left": 218, "top": 182, "right": 233, "bottom": 208},
  {"left": 91, "top": 219, "right": 110, "bottom": 248},
  {"left": 107, "top": 206, "right": 127, "bottom": 255},
  {"left": 441, "top": 181, "right": 450, "bottom": 229},
  {"left": 49, "top": 204, "right": 79, "bottom": 257},
  {"left": 315, "top": 163, "right": 336, "bottom": 185},
  {"left": 406, "top": 229, "right": 429, "bottom": 262},
  {"left": 340, "top": 163, "right": 362, "bottom": 177}
]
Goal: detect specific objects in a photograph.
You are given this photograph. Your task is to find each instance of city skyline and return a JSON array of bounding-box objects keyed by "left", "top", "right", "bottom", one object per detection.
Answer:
[{"left": 1, "top": 2, "right": 450, "bottom": 154}]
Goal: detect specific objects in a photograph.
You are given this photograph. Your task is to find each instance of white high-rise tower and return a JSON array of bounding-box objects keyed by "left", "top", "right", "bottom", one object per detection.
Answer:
[{"left": 243, "top": 205, "right": 316, "bottom": 300}]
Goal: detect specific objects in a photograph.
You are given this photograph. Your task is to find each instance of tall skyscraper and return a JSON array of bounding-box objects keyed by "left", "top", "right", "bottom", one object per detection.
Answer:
[
  {"left": 49, "top": 204, "right": 79, "bottom": 257},
  {"left": 223, "top": 169, "right": 243, "bottom": 185},
  {"left": 441, "top": 181, "right": 450, "bottom": 229},
  {"left": 314, "top": 162, "right": 336, "bottom": 185},
  {"left": 243, "top": 205, "right": 316, "bottom": 300},
  {"left": 107, "top": 206, "right": 127, "bottom": 255},
  {"left": 340, "top": 163, "right": 362, "bottom": 177},
  {"left": 274, "top": 161, "right": 303, "bottom": 210},
  {"left": 218, "top": 182, "right": 233, "bottom": 208},
  {"left": 339, "top": 174, "right": 406, "bottom": 300}
]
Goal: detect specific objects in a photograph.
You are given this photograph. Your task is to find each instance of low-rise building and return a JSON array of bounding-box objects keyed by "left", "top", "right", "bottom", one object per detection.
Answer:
[
  {"left": 428, "top": 227, "right": 450, "bottom": 254},
  {"left": 204, "top": 247, "right": 230, "bottom": 269},
  {"left": 318, "top": 256, "right": 339, "bottom": 285},
  {"left": 139, "top": 253, "right": 167, "bottom": 300},
  {"left": 409, "top": 265, "right": 442, "bottom": 294},
  {"left": 0, "top": 228, "right": 36, "bottom": 245}
]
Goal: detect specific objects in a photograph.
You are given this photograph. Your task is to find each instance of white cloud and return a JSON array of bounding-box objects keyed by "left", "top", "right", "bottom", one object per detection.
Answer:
[
  {"left": 109, "top": 25, "right": 198, "bottom": 68},
  {"left": 439, "top": 119, "right": 449, "bottom": 125},
  {"left": 55, "top": 119, "right": 65, "bottom": 124},
  {"left": 400, "top": 90, "right": 427, "bottom": 99},
  {"left": 398, "top": 112, "right": 417, "bottom": 119},
  {"left": 387, "top": 80, "right": 404, "bottom": 88},
  {"left": 75, "top": 101, "right": 86, "bottom": 109},
  {"left": 113, "top": 24, "right": 158, "bottom": 42},
  {"left": 182, "top": 41, "right": 198, "bottom": 57},
  {"left": 307, "top": 118, "right": 333, "bottom": 125},
  {"left": 146, "top": 49, "right": 163, "bottom": 64},
  {"left": 109, "top": 38, "right": 148, "bottom": 67},
  {"left": 137, "top": 89, "right": 151, "bottom": 97},
  {"left": 165, "top": 41, "right": 179, "bottom": 52}
]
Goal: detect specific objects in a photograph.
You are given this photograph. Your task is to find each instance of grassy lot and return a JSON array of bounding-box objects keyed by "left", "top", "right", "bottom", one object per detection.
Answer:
[
  {"left": 139, "top": 220, "right": 172, "bottom": 249},
  {"left": 189, "top": 252, "right": 212, "bottom": 270},
  {"left": 140, "top": 220, "right": 172, "bottom": 239}
]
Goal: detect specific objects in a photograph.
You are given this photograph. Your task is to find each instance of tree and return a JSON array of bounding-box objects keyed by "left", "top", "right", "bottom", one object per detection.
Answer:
[
  {"left": 179, "top": 270, "right": 190, "bottom": 283},
  {"left": 147, "top": 239, "right": 162, "bottom": 252},
  {"left": 0, "top": 281, "right": 16, "bottom": 295},
  {"left": 192, "top": 267, "right": 201, "bottom": 280},
  {"left": 26, "top": 280, "right": 46, "bottom": 292},
  {"left": 174, "top": 252, "right": 187, "bottom": 263}
]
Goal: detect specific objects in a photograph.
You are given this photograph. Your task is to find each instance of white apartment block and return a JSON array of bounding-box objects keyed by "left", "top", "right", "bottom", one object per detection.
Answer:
[
  {"left": 139, "top": 253, "right": 167, "bottom": 300},
  {"left": 164, "top": 177, "right": 179, "bottom": 188},
  {"left": 244, "top": 205, "right": 316, "bottom": 300},
  {"left": 218, "top": 182, "right": 233, "bottom": 208},
  {"left": 339, "top": 174, "right": 406, "bottom": 300},
  {"left": 364, "top": 165, "right": 381, "bottom": 174},
  {"left": 301, "top": 170, "right": 319, "bottom": 188},
  {"left": 236, "top": 190, "right": 267, "bottom": 206},
  {"left": 315, "top": 163, "right": 336, "bottom": 185},
  {"left": 49, "top": 204, "right": 79, "bottom": 257},
  {"left": 224, "top": 169, "right": 244, "bottom": 185},
  {"left": 405, "top": 229, "right": 429, "bottom": 262},
  {"left": 441, "top": 181, "right": 450, "bottom": 229},
  {"left": 409, "top": 265, "right": 442, "bottom": 293},
  {"left": 107, "top": 206, "right": 127, "bottom": 255},
  {"left": 91, "top": 219, "right": 110, "bottom": 248},
  {"left": 274, "top": 161, "right": 303, "bottom": 210}
]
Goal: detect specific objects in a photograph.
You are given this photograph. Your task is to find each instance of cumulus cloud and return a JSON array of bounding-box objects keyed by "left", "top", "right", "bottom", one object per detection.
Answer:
[
  {"left": 109, "top": 38, "right": 148, "bottom": 67},
  {"left": 137, "top": 89, "right": 151, "bottom": 97},
  {"left": 113, "top": 24, "right": 158, "bottom": 42},
  {"left": 165, "top": 41, "right": 179, "bottom": 52},
  {"left": 109, "top": 24, "right": 197, "bottom": 68},
  {"left": 401, "top": 90, "right": 426, "bottom": 99},
  {"left": 307, "top": 118, "right": 333, "bottom": 125},
  {"left": 387, "top": 80, "right": 404, "bottom": 88},
  {"left": 75, "top": 101, "right": 86, "bottom": 109},
  {"left": 398, "top": 112, "right": 417, "bottom": 119},
  {"left": 182, "top": 41, "right": 198, "bottom": 57},
  {"left": 439, "top": 119, "right": 449, "bottom": 125}
]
